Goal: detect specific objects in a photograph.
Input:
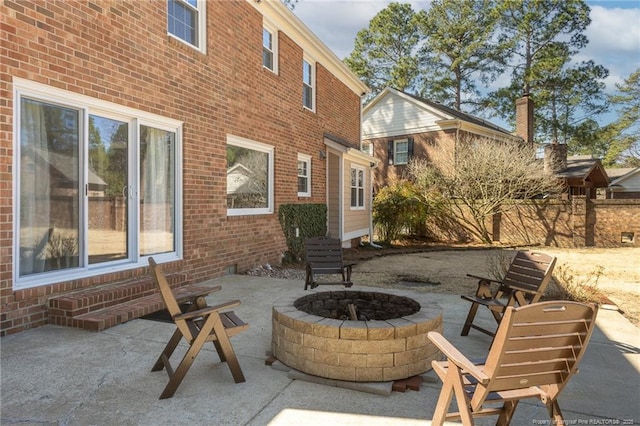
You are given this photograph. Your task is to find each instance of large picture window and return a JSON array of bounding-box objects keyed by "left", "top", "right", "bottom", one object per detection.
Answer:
[
  {"left": 226, "top": 135, "right": 274, "bottom": 216},
  {"left": 14, "top": 79, "right": 182, "bottom": 288}
]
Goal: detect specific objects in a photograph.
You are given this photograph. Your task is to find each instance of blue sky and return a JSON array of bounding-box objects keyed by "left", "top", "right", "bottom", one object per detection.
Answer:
[{"left": 292, "top": 0, "right": 640, "bottom": 127}]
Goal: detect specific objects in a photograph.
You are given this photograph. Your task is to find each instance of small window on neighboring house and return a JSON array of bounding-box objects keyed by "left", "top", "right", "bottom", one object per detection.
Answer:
[
  {"left": 350, "top": 166, "right": 365, "bottom": 209},
  {"left": 361, "top": 142, "right": 373, "bottom": 156},
  {"left": 388, "top": 138, "right": 413, "bottom": 165},
  {"left": 302, "top": 57, "right": 315, "bottom": 111},
  {"left": 168, "top": 0, "right": 206, "bottom": 52},
  {"left": 262, "top": 24, "right": 278, "bottom": 73},
  {"left": 297, "top": 154, "right": 311, "bottom": 197}
]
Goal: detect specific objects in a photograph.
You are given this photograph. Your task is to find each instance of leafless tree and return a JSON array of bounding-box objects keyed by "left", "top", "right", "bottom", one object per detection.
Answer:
[{"left": 408, "top": 137, "right": 562, "bottom": 243}]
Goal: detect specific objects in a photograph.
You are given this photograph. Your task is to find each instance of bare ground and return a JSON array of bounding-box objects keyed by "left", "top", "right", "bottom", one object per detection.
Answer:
[{"left": 246, "top": 244, "right": 640, "bottom": 327}]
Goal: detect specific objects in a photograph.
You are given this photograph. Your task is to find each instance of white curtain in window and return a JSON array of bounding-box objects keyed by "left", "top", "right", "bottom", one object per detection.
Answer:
[
  {"left": 142, "top": 127, "right": 170, "bottom": 255},
  {"left": 20, "top": 100, "right": 51, "bottom": 274}
]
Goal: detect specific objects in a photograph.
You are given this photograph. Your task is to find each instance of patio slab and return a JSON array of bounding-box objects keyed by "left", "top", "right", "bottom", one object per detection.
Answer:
[{"left": 1, "top": 275, "right": 639, "bottom": 425}]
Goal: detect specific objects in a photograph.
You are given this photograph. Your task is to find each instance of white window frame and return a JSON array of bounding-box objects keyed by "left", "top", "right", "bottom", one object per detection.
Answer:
[
  {"left": 262, "top": 22, "right": 278, "bottom": 74},
  {"left": 12, "top": 78, "right": 183, "bottom": 290},
  {"left": 302, "top": 56, "right": 315, "bottom": 111},
  {"left": 167, "top": 0, "right": 207, "bottom": 53},
  {"left": 226, "top": 135, "right": 274, "bottom": 216},
  {"left": 297, "top": 153, "right": 312, "bottom": 197},
  {"left": 394, "top": 138, "right": 409, "bottom": 165},
  {"left": 350, "top": 165, "right": 365, "bottom": 210}
]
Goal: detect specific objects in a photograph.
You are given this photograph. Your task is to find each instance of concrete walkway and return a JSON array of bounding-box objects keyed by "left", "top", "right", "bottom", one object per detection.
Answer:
[{"left": 2, "top": 275, "right": 639, "bottom": 425}]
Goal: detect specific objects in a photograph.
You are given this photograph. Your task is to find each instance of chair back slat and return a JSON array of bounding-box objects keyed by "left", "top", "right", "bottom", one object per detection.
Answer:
[
  {"left": 306, "top": 237, "right": 344, "bottom": 265},
  {"left": 479, "top": 301, "right": 597, "bottom": 400}
]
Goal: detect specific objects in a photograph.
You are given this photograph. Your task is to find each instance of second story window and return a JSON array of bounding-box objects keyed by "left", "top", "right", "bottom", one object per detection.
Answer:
[
  {"left": 168, "top": 0, "right": 206, "bottom": 52},
  {"left": 302, "top": 58, "right": 315, "bottom": 111},
  {"left": 388, "top": 138, "right": 414, "bottom": 165},
  {"left": 262, "top": 24, "right": 278, "bottom": 73}
]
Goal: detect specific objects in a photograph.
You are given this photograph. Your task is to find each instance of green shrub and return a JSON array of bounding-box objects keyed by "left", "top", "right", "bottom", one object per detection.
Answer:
[
  {"left": 278, "top": 204, "right": 326, "bottom": 262},
  {"left": 373, "top": 181, "right": 428, "bottom": 243}
]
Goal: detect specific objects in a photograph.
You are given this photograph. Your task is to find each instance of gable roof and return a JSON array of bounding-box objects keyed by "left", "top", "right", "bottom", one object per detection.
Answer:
[
  {"left": 556, "top": 156, "right": 609, "bottom": 188},
  {"left": 362, "top": 87, "right": 516, "bottom": 140},
  {"left": 607, "top": 167, "right": 640, "bottom": 184}
]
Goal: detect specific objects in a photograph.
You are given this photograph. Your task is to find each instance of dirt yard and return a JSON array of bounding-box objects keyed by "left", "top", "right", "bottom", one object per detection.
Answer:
[
  {"left": 343, "top": 245, "right": 640, "bottom": 327},
  {"left": 246, "top": 244, "right": 640, "bottom": 327}
]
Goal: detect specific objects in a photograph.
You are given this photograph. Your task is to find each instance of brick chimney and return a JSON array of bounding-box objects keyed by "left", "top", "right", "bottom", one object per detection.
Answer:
[
  {"left": 543, "top": 143, "right": 568, "bottom": 173},
  {"left": 515, "top": 94, "right": 534, "bottom": 149}
]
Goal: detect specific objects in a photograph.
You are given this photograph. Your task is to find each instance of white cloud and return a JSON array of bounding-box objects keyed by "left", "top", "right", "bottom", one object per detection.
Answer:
[
  {"left": 292, "top": 0, "right": 431, "bottom": 59},
  {"left": 576, "top": 6, "right": 640, "bottom": 92}
]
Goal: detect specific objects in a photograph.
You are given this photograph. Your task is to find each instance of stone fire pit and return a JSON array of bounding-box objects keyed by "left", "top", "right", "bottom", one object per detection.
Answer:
[{"left": 271, "top": 289, "right": 442, "bottom": 382}]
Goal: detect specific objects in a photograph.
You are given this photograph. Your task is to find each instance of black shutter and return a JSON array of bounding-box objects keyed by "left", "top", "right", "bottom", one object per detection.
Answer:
[
  {"left": 388, "top": 140, "right": 394, "bottom": 165},
  {"left": 408, "top": 137, "right": 414, "bottom": 160}
]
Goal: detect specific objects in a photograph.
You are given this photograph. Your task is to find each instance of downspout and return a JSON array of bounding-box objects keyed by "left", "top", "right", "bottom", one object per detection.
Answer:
[{"left": 360, "top": 94, "right": 381, "bottom": 249}]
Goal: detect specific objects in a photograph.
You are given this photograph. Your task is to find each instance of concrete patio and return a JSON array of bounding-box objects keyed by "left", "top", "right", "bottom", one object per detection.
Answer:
[{"left": 2, "top": 275, "right": 639, "bottom": 425}]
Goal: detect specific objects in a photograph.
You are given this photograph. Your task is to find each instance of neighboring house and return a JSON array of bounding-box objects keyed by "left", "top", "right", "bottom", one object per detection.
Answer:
[
  {"left": 606, "top": 167, "right": 640, "bottom": 199},
  {"left": 362, "top": 88, "right": 523, "bottom": 191},
  {"left": 1, "top": 0, "right": 374, "bottom": 335},
  {"left": 542, "top": 146, "right": 610, "bottom": 199}
]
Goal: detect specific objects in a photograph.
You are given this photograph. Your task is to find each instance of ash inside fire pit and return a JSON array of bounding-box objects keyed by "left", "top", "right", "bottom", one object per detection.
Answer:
[{"left": 294, "top": 291, "right": 420, "bottom": 321}]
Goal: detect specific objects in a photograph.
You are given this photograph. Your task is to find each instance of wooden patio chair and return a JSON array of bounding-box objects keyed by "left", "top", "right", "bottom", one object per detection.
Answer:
[
  {"left": 148, "top": 258, "right": 249, "bottom": 399},
  {"left": 429, "top": 301, "right": 599, "bottom": 426},
  {"left": 304, "top": 236, "right": 354, "bottom": 290},
  {"left": 461, "top": 251, "right": 556, "bottom": 337}
]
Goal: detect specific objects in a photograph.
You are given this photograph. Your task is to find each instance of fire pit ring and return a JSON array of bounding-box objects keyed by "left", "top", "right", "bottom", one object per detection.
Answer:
[{"left": 272, "top": 289, "right": 442, "bottom": 382}]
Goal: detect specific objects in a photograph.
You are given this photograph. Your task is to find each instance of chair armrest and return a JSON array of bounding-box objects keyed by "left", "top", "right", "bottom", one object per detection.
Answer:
[
  {"left": 174, "top": 300, "right": 241, "bottom": 321},
  {"left": 467, "top": 274, "right": 502, "bottom": 284},
  {"left": 428, "top": 331, "right": 490, "bottom": 385}
]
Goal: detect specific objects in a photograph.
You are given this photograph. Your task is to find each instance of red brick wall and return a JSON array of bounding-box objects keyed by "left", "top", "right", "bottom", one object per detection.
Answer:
[
  {"left": 431, "top": 198, "right": 640, "bottom": 248},
  {"left": 0, "top": 0, "right": 361, "bottom": 334},
  {"left": 368, "top": 130, "right": 457, "bottom": 191}
]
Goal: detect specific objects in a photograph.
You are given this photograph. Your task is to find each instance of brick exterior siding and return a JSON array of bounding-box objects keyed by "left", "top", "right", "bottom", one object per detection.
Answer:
[{"left": 0, "top": 1, "right": 362, "bottom": 334}]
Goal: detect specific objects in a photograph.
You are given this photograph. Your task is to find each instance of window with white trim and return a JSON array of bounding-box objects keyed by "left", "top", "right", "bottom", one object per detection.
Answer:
[
  {"left": 388, "top": 138, "right": 413, "bottom": 165},
  {"left": 167, "top": 0, "right": 206, "bottom": 52},
  {"left": 302, "top": 57, "right": 315, "bottom": 111},
  {"left": 226, "top": 135, "right": 274, "bottom": 216},
  {"left": 350, "top": 166, "right": 365, "bottom": 209},
  {"left": 394, "top": 139, "right": 409, "bottom": 165},
  {"left": 297, "top": 154, "right": 311, "bottom": 197},
  {"left": 262, "top": 24, "right": 278, "bottom": 73},
  {"left": 14, "top": 79, "right": 182, "bottom": 288}
]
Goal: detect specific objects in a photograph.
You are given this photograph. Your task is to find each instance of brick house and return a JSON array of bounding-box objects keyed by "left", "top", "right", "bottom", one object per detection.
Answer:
[
  {"left": 0, "top": 0, "right": 375, "bottom": 335},
  {"left": 606, "top": 167, "right": 640, "bottom": 199},
  {"left": 362, "top": 87, "right": 523, "bottom": 191}
]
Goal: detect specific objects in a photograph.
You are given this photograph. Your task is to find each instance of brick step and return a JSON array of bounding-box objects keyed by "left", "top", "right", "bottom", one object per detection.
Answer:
[
  {"left": 48, "top": 272, "right": 214, "bottom": 331},
  {"left": 70, "top": 284, "right": 217, "bottom": 331}
]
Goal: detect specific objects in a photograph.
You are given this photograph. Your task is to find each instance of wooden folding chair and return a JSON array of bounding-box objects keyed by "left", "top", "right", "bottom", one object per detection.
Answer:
[
  {"left": 461, "top": 251, "right": 556, "bottom": 337},
  {"left": 429, "top": 301, "right": 598, "bottom": 425},
  {"left": 304, "top": 236, "right": 354, "bottom": 290},
  {"left": 148, "top": 258, "right": 249, "bottom": 399}
]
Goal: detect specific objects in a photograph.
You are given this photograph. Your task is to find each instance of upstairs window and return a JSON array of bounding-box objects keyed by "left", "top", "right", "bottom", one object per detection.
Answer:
[
  {"left": 350, "top": 166, "right": 365, "bottom": 209},
  {"left": 297, "top": 154, "right": 311, "bottom": 197},
  {"left": 302, "top": 57, "right": 315, "bottom": 111},
  {"left": 388, "top": 138, "right": 414, "bottom": 165},
  {"left": 262, "top": 24, "right": 278, "bottom": 73},
  {"left": 168, "top": 0, "right": 206, "bottom": 52}
]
